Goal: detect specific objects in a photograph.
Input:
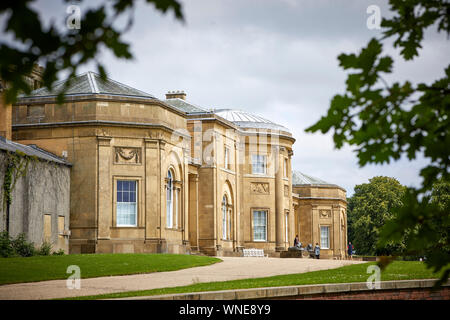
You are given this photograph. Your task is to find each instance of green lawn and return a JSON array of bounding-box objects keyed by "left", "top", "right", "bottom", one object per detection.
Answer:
[
  {"left": 67, "top": 261, "right": 444, "bottom": 300},
  {"left": 0, "top": 253, "right": 221, "bottom": 285}
]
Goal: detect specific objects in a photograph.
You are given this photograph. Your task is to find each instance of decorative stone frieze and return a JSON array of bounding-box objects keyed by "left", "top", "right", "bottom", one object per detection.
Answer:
[
  {"left": 319, "top": 209, "right": 331, "bottom": 218},
  {"left": 250, "top": 182, "right": 270, "bottom": 194},
  {"left": 114, "top": 147, "right": 141, "bottom": 164}
]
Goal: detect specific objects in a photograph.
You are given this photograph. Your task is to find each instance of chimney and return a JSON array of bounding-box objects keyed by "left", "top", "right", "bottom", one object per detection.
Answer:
[
  {"left": 0, "top": 88, "right": 12, "bottom": 140},
  {"left": 165, "top": 90, "right": 187, "bottom": 100}
]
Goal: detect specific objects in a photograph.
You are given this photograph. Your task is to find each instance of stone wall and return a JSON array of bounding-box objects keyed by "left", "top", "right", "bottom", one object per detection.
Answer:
[
  {"left": 133, "top": 279, "right": 449, "bottom": 300},
  {"left": 285, "top": 287, "right": 450, "bottom": 300},
  {"left": 0, "top": 151, "right": 71, "bottom": 253}
]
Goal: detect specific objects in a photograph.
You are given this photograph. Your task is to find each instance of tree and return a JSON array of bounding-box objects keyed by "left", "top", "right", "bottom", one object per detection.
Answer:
[
  {"left": 306, "top": 0, "right": 450, "bottom": 284},
  {"left": 347, "top": 177, "right": 406, "bottom": 256},
  {"left": 0, "top": 0, "right": 184, "bottom": 104}
]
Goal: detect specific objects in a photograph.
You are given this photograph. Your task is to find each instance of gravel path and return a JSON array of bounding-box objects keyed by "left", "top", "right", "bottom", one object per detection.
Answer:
[{"left": 0, "top": 257, "right": 365, "bottom": 300}]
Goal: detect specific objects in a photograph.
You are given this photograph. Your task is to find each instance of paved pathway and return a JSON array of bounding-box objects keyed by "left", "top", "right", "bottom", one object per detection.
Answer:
[{"left": 0, "top": 257, "right": 364, "bottom": 300}]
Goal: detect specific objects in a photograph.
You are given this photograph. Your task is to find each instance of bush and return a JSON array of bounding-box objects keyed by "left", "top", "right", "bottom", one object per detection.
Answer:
[
  {"left": 11, "top": 233, "right": 35, "bottom": 257},
  {"left": 52, "top": 248, "right": 65, "bottom": 256},
  {"left": 0, "top": 232, "right": 60, "bottom": 258},
  {"left": 38, "top": 241, "right": 52, "bottom": 256},
  {"left": 0, "top": 231, "right": 14, "bottom": 258}
]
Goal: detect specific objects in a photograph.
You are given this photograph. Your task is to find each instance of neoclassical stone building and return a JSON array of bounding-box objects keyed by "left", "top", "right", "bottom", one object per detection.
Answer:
[{"left": 6, "top": 71, "right": 348, "bottom": 258}]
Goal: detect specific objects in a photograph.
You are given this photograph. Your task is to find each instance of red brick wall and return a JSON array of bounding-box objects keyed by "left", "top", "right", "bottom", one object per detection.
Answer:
[{"left": 282, "top": 287, "right": 450, "bottom": 300}]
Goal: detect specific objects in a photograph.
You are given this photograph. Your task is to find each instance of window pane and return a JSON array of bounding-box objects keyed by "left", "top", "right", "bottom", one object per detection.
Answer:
[
  {"left": 253, "top": 210, "right": 267, "bottom": 241},
  {"left": 320, "top": 226, "right": 329, "bottom": 248},
  {"left": 252, "top": 155, "right": 266, "bottom": 174},
  {"left": 166, "top": 171, "right": 173, "bottom": 228},
  {"left": 116, "top": 180, "right": 137, "bottom": 226}
]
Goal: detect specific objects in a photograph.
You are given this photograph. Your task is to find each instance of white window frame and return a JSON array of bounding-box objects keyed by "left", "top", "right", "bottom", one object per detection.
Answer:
[
  {"left": 224, "top": 147, "right": 230, "bottom": 170},
  {"left": 166, "top": 170, "right": 174, "bottom": 229},
  {"left": 252, "top": 210, "right": 268, "bottom": 242},
  {"left": 222, "top": 196, "right": 228, "bottom": 240},
  {"left": 251, "top": 154, "right": 267, "bottom": 175},
  {"left": 284, "top": 158, "right": 288, "bottom": 178},
  {"left": 320, "top": 226, "right": 330, "bottom": 249},
  {"left": 174, "top": 187, "right": 178, "bottom": 229},
  {"left": 116, "top": 180, "right": 138, "bottom": 227},
  {"left": 285, "top": 212, "right": 289, "bottom": 243}
]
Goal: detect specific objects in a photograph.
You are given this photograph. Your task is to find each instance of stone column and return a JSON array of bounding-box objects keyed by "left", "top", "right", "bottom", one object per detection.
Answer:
[
  {"left": 188, "top": 174, "right": 199, "bottom": 250},
  {"left": 274, "top": 146, "right": 284, "bottom": 251},
  {"left": 333, "top": 204, "right": 340, "bottom": 258},
  {"left": 144, "top": 139, "right": 160, "bottom": 240},
  {"left": 97, "top": 136, "right": 112, "bottom": 240}
]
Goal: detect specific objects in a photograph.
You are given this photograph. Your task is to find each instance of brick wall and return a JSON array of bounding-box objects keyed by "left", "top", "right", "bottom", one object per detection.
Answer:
[{"left": 283, "top": 287, "right": 450, "bottom": 300}]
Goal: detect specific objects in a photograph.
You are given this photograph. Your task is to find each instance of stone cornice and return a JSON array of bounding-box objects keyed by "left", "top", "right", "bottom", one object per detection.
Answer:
[{"left": 12, "top": 120, "right": 192, "bottom": 140}]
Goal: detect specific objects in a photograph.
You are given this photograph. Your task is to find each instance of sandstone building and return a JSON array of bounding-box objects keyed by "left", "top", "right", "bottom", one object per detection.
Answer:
[{"left": 2, "top": 71, "right": 348, "bottom": 259}]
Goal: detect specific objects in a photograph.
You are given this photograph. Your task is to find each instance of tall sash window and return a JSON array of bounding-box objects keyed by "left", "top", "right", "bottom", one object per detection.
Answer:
[
  {"left": 253, "top": 210, "right": 267, "bottom": 241},
  {"left": 117, "top": 180, "right": 137, "bottom": 227},
  {"left": 166, "top": 170, "right": 174, "bottom": 228},
  {"left": 222, "top": 196, "right": 228, "bottom": 240}
]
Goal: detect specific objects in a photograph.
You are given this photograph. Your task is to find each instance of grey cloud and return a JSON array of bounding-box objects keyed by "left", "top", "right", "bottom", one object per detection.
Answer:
[{"left": 3, "top": 0, "right": 448, "bottom": 195}]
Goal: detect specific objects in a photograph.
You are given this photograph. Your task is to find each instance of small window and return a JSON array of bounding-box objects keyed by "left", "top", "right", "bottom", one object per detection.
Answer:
[
  {"left": 320, "top": 226, "right": 330, "bottom": 249},
  {"left": 284, "top": 158, "right": 288, "bottom": 178},
  {"left": 44, "top": 214, "right": 52, "bottom": 242},
  {"left": 252, "top": 154, "right": 266, "bottom": 175},
  {"left": 222, "top": 196, "right": 228, "bottom": 240},
  {"left": 57, "top": 216, "right": 65, "bottom": 235},
  {"left": 166, "top": 170, "right": 174, "bottom": 228},
  {"left": 224, "top": 147, "right": 230, "bottom": 170},
  {"left": 285, "top": 212, "right": 289, "bottom": 242},
  {"left": 117, "top": 180, "right": 137, "bottom": 227},
  {"left": 253, "top": 210, "right": 267, "bottom": 241}
]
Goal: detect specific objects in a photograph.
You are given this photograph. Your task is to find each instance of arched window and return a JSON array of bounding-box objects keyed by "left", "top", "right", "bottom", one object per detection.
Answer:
[
  {"left": 166, "top": 169, "right": 174, "bottom": 228},
  {"left": 222, "top": 195, "right": 227, "bottom": 240}
]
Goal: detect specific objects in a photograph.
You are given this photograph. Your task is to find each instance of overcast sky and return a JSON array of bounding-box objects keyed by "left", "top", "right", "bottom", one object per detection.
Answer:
[{"left": 3, "top": 0, "right": 449, "bottom": 195}]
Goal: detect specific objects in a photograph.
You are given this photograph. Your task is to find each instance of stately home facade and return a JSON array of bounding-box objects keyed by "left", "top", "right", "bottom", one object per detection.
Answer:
[{"left": 4, "top": 71, "right": 348, "bottom": 259}]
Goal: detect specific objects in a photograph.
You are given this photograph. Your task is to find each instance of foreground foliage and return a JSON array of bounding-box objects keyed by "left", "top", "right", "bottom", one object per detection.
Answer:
[
  {"left": 0, "top": 0, "right": 183, "bottom": 104},
  {"left": 306, "top": 0, "right": 450, "bottom": 284}
]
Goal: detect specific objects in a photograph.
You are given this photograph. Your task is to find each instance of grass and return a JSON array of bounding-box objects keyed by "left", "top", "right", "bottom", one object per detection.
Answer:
[
  {"left": 0, "top": 253, "right": 221, "bottom": 285},
  {"left": 67, "top": 261, "right": 444, "bottom": 300}
]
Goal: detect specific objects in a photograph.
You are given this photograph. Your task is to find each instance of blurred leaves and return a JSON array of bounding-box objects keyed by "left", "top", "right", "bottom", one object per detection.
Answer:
[
  {"left": 306, "top": 0, "right": 450, "bottom": 285},
  {"left": 0, "top": 0, "right": 184, "bottom": 104}
]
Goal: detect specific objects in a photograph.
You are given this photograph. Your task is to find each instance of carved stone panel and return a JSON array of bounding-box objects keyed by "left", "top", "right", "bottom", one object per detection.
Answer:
[
  {"left": 319, "top": 209, "right": 331, "bottom": 218},
  {"left": 250, "top": 182, "right": 269, "bottom": 194},
  {"left": 114, "top": 147, "right": 141, "bottom": 164},
  {"left": 284, "top": 185, "right": 289, "bottom": 197}
]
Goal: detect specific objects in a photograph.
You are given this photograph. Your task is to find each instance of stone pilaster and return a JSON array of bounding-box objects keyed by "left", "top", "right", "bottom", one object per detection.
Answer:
[
  {"left": 274, "top": 146, "right": 284, "bottom": 251},
  {"left": 97, "top": 136, "right": 112, "bottom": 240},
  {"left": 144, "top": 139, "right": 160, "bottom": 239}
]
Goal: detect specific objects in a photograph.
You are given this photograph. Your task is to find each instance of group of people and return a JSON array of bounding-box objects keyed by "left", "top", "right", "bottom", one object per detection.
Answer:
[{"left": 293, "top": 235, "right": 355, "bottom": 260}]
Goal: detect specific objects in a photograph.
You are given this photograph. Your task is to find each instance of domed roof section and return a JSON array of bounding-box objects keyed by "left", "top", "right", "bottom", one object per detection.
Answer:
[
  {"left": 214, "top": 109, "right": 290, "bottom": 133},
  {"left": 292, "top": 170, "right": 345, "bottom": 190},
  {"left": 20, "top": 71, "right": 156, "bottom": 99}
]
